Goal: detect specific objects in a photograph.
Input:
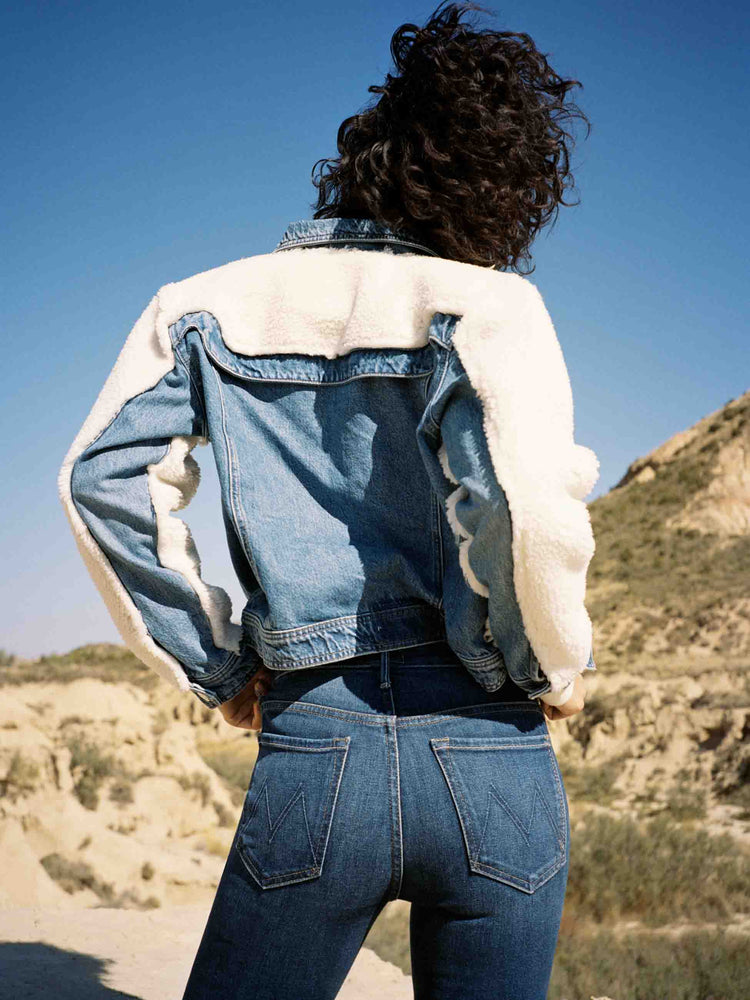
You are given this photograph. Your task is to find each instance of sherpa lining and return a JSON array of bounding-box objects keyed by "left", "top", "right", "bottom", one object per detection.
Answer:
[
  {"left": 146, "top": 434, "right": 242, "bottom": 655},
  {"left": 438, "top": 441, "right": 491, "bottom": 601},
  {"left": 58, "top": 245, "right": 598, "bottom": 694}
]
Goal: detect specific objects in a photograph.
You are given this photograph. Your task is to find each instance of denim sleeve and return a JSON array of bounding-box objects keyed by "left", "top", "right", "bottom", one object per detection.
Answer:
[
  {"left": 425, "top": 346, "right": 595, "bottom": 706},
  {"left": 58, "top": 293, "right": 257, "bottom": 708}
]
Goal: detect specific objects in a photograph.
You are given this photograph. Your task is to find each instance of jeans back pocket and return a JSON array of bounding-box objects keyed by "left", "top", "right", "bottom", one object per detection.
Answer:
[
  {"left": 430, "top": 733, "right": 567, "bottom": 894},
  {"left": 236, "top": 732, "right": 350, "bottom": 890}
]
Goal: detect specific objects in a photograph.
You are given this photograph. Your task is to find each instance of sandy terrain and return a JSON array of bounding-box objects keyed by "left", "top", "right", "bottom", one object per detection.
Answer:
[{"left": 0, "top": 904, "right": 413, "bottom": 1000}]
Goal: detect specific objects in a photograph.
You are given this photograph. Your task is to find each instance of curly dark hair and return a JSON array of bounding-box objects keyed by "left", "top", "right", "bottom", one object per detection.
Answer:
[{"left": 311, "top": 1, "right": 590, "bottom": 273}]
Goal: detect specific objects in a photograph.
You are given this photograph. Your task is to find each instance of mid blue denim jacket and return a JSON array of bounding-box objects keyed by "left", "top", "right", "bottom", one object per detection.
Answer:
[{"left": 58, "top": 217, "right": 599, "bottom": 709}]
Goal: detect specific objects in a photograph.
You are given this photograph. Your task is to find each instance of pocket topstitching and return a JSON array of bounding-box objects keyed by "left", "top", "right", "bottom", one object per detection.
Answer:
[
  {"left": 236, "top": 732, "right": 350, "bottom": 890},
  {"left": 430, "top": 733, "right": 567, "bottom": 894}
]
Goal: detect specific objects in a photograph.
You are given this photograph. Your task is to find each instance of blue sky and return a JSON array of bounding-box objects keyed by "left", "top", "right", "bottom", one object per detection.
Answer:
[{"left": 2, "top": 0, "right": 748, "bottom": 660}]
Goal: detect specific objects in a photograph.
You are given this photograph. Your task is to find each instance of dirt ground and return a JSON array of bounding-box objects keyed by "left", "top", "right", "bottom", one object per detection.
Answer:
[{"left": 0, "top": 904, "right": 413, "bottom": 999}]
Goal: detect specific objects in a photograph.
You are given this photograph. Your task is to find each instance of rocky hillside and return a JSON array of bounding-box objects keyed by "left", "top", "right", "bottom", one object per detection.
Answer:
[
  {"left": 587, "top": 387, "right": 750, "bottom": 672},
  {"left": 0, "top": 661, "right": 253, "bottom": 910},
  {"left": 1, "top": 647, "right": 748, "bottom": 996}
]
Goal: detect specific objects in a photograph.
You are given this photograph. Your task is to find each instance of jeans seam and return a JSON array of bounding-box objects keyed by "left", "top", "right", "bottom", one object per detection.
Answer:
[
  {"left": 386, "top": 718, "right": 404, "bottom": 901},
  {"left": 432, "top": 738, "right": 551, "bottom": 749},
  {"left": 431, "top": 745, "right": 476, "bottom": 868},
  {"left": 258, "top": 700, "right": 545, "bottom": 727},
  {"left": 546, "top": 743, "right": 568, "bottom": 854}
]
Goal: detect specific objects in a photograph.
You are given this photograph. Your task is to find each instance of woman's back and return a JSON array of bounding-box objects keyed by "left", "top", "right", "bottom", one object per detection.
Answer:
[{"left": 60, "top": 215, "right": 597, "bottom": 707}]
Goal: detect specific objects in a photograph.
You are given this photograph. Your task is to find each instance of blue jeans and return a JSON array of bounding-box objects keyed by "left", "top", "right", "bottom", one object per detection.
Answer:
[{"left": 181, "top": 641, "right": 570, "bottom": 1000}]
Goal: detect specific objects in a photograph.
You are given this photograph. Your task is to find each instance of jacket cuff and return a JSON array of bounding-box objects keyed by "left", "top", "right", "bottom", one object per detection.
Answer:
[{"left": 188, "top": 658, "right": 261, "bottom": 709}]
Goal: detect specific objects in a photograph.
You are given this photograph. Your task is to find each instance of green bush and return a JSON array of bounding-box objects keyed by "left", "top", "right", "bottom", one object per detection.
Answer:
[
  {"left": 0, "top": 750, "right": 40, "bottom": 800},
  {"left": 722, "top": 783, "right": 750, "bottom": 818},
  {"left": 109, "top": 778, "right": 134, "bottom": 805},
  {"left": 557, "top": 755, "right": 628, "bottom": 805},
  {"left": 197, "top": 738, "right": 257, "bottom": 792},
  {"left": 177, "top": 771, "right": 212, "bottom": 808},
  {"left": 665, "top": 777, "right": 708, "bottom": 821},
  {"left": 40, "top": 853, "right": 115, "bottom": 903},
  {"left": 0, "top": 642, "right": 160, "bottom": 690},
  {"left": 566, "top": 811, "right": 750, "bottom": 926},
  {"left": 66, "top": 734, "right": 117, "bottom": 811},
  {"left": 105, "top": 888, "right": 161, "bottom": 910},
  {"left": 550, "top": 924, "right": 748, "bottom": 1000},
  {"left": 213, "top": 800, "right": 236, "bottom": 828}
]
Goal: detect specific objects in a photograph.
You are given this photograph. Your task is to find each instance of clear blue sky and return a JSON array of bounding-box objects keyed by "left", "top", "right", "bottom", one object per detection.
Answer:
[{"left": 2, "top": 0, "right": 747, "bottom": 660}]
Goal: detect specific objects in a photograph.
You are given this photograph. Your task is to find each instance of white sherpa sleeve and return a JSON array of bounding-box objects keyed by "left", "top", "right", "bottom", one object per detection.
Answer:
[
  {"left": 56, "top": 290, "right": 255, "bottom": 708},
  {"left": 445, "top": 272, "right": 600, "bottom": 701}
]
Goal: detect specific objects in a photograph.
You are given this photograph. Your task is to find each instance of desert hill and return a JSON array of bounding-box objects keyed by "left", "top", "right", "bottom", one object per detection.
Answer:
[{"left": 587, "top": 387, "right": 750, "bottom": 672}]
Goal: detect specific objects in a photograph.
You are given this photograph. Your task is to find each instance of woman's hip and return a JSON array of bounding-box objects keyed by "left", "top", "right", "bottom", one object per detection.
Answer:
[
  {"left": 258, "top": 639, "right": 542, "bottom": 722},
  {"left": 248, "top": 641, "right": 566, "bottom": 899}
]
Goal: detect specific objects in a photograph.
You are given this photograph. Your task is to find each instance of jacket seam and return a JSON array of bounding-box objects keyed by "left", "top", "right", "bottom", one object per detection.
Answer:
[
  {"left": 272, "top": 235, "right": 441, "bottom": 257},
  {"left": 209, "top": 363, "right": 264, "bottom": 584},
  {"left": 253, "top": 637, "right": 444, "bottom": 669},
  {"left": 244, "top": 620, "right": 503, "bottom": 670},
  {"left": 431, "top": 491, "right": 444, "bottom": 609},
  {"left": 241, "top": 602, "right": 432, "bottom": 638},
  {"left": 460, "top": 650, "right": 505, "bottom": 668},
  {"left": 183, "top": 311, "right": 437, "bottom": 385},
  {"left": 172, "top": 335, "right": 209, "bottom": 438},
  {"left": 425, "top": 348, "right": 452, "bottom": 436},
  {"left": 194, "top": 648, "right": 243, "bottom": 684},
  {"left": 72, "top": 363, "right": 184, "bottom": 463},
  {"left": 207, "top": 351, "right": 434, "bottom": 386}
]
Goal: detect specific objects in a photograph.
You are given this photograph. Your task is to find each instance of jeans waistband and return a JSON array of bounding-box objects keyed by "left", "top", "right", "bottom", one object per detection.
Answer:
[
  {"left": 260, "top": 641, "right": 538, "bottom": 725},
  {"left": 344, "top": 640, "right": 457, "bottom": 667},
  {"left": 337, "top": 640, "right": 469, "bottom": 690}
]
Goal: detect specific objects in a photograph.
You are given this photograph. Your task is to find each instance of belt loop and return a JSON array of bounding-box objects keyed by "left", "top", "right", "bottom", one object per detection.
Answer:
[{"left": 380, "top": 650, "right": 391, "bottom": 689}]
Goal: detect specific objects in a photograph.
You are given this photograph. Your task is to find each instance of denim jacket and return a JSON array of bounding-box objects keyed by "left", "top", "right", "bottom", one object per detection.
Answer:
[{"left": 58, "top": 217, "right": 599, "bottom": 710}]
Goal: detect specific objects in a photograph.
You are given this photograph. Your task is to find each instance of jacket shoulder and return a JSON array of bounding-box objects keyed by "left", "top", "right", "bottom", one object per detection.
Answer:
[
  {"left": 151, "top": 249, "right": 548, "bottom": 360},
  {"left": 154, "top": 250, "right": 275, "bottom": 320}
]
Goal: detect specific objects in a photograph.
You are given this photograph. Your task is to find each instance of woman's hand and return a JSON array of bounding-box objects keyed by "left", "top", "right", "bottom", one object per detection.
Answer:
[
  {"left": 540, "top": 673, "right": 587, "bottom": 722},
  {"left": 217, "top": 666, "right": 275, "bottom": 731}
]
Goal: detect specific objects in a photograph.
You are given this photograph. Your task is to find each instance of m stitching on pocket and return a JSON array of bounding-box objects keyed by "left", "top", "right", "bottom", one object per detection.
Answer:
[
  {"left": 430, "top": 735, "right": 566, "bottom": 894},
  {"left": 236, "top": 733, "right": 350, "bottom": 890}
]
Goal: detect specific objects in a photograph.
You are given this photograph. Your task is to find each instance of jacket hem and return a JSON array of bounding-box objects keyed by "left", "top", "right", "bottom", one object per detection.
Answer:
[{"left": 241, "top": 603, "right": 448, "bottom": 670}]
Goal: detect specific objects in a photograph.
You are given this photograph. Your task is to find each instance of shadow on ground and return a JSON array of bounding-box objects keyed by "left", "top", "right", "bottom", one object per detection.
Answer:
[{"left": 0, "top": 942, "right": 139, "bottom": 999}]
